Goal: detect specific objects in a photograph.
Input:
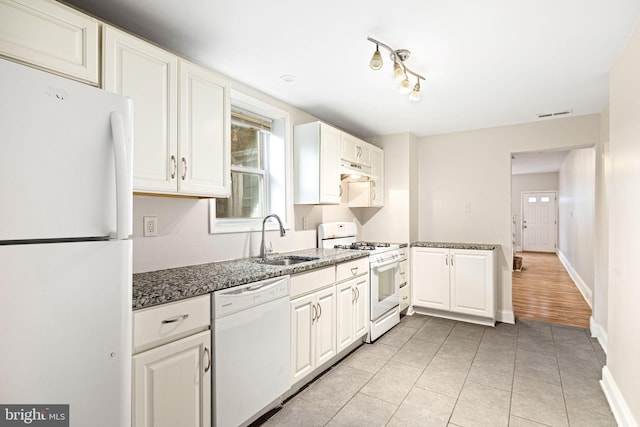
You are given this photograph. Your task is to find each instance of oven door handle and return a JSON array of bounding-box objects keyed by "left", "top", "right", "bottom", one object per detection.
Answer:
[{"left": 372, "top": 259, "right": 399, "bottom": 272}]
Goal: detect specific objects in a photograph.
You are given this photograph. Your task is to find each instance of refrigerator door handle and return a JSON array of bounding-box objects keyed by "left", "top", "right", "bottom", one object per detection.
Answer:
[{"left": 110, "top": 111, "right": 132, "bottom": 240}]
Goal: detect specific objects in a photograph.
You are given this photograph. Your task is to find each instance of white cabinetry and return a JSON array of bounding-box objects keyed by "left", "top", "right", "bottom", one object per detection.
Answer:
[
  {"left": 411, "top": 247, "right": 496, "bottom": 325},
  {"left": 103, "top": 25, "right": 230, "bottom": 197},
  {"left": 290, "top": 267, "right": 336, "bottom": 384},
  {"left": 0, "top": 0, "right": 99, "bottom": 84},
  {"left": 294, "top": 122, "right": 342, "bottom": 204},
  {"left": 341, "top": 133, "right": 371, "bottom": 166},
  {"left": 132, "top": 295, "right": 211, "bottom": 427},
  {"left": 336, "top": 258, "right": 369, "bottom": 353},
  {"left": 348, "top": 145, "right": 384, "bottom": 208}
]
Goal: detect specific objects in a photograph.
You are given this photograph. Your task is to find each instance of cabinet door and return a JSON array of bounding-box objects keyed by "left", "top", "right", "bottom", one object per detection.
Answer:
[
  {"left": 178, "top": 60, "right": 230, "bottom": 197},
  {"left": 336, "top": 280, "right": 355, "bottom": 353},
  {"left": 103, "top": 25, "right": 178, "bottom": 193},
  {"left": 290, "top": 293, "right": 315, "bottom": 384},
  {"left": 370, "top": 146, "right": 384, "bottom": 207},
  {"left": 315, "top": 286, "right": 337, "bottom": 367},
  {"left": 411, "top": 248, "right": 450, "bottom": 309},
  {"left": 353, "top": 275, "right": 369, "bottom": 339},
  {"left": 341, "top": 133, "right": 371, "bottom": 166},
  {"left": 450, "top": 250, "right": 494, "bottom": 318},
  {"left": 0, "top": 0, "right": 99, "bottom": 84},
  {"left": 319, "top": 123, "right": 342, "bottom": 204},
  {"left": 133, "top": 330, "right": 211, "bottom": 427}
]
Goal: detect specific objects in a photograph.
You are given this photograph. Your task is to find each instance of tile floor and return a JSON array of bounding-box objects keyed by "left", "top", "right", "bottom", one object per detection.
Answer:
[{"left": 261, "top": 314, "right": 615, "bottom": 426}]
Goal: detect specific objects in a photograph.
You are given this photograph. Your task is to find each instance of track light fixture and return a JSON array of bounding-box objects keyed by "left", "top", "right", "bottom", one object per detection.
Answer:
[{"left": 368, "top": 36, "right": 425, "bottom": 101}]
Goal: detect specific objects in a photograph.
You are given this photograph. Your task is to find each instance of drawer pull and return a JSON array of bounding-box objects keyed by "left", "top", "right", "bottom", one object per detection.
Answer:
[
  {"left": 161, "top": 314, "right": 189, "bottom": 324},
  {"left": 203, "top": 346, "right": 211, "bottom": 373},
  {"left": 350, "top": 267, "right": 358, "bottom": 275}
]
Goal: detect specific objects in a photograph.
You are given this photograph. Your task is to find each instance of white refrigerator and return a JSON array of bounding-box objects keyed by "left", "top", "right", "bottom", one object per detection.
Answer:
[{"left": 0, "top": 58, "right": 133, "bottom": 426}]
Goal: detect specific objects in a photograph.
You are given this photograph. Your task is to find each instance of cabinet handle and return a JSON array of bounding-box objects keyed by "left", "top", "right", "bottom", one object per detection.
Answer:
[
  {"left": 350, "top": 267, "right": 358, "bottom": 275},
  {"left": 170, "top": 155, "right": 177, "bottom": 179},
  {"left": 181, "top": 157, "right": 187, "bottom": 180},
  {"left": 339, "top": 185, "right": 343, "bottom": 197},
  {"left": 203, "top": 346, "right": 211, "bottom": 373},
  {"left": 451, "top": 255, "right": 454, "bottom": 266},
  {"left": 356, "top": 287, "right": 360, "bottom": 301},
  {"left": 316, "top": 303, "right": 322, "bottom": 321},
  {"left": 311, "top": 304, "right": 317, "bottom": 323},
  {"left": 161, "top": 314, "right": 189, "bottom": 324},
  {"left": 445, "top": 254, "right": 448, "bottom": 265},
  {"left": 403, "top": 296, "right": 408, "bottom": 300},
  {"left": 352, "top": 288, "right": 357, "bottom": 303}
]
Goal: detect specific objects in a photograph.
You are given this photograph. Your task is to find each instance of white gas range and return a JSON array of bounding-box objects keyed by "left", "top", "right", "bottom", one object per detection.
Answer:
[{"left": 318, "top": 222, "right": 401, "bottom": 342}]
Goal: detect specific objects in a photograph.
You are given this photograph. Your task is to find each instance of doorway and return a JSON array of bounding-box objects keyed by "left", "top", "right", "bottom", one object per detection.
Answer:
[{"left": 521, "top": 191, "right": 557, "bottom": 252}]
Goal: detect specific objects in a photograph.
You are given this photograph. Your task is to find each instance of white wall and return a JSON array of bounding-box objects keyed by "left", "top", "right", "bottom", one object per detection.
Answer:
[
  {"left": 592, "top": 106, "right": 610, "bottom": 348},
  {"left": 418, "top": 115, "right": 601, "bottom": 323},
  {"left": 355, "top": 133, "right": 418, "bottom": 243},
  {"left": 602, "top": 23, "right": 640, "bottom": 427},
  {"left": 511, "top": 172, "right": 559, "bottom": 249},
  {"left": 557, "top": 148, "right": 595, "bottom": 306}
]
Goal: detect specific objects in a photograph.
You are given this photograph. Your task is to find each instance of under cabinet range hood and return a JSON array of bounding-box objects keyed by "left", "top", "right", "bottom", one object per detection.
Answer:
[{"left": 340, "top": 159, "right": 373, "bottom": 181}]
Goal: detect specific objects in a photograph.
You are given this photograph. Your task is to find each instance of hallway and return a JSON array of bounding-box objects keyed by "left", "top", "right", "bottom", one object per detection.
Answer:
[{"left": 512, "top": 252, "right": 592, "bottom": 328}]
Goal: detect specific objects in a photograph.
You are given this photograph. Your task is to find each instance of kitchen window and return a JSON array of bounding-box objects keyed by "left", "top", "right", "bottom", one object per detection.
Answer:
[{"left": 209, "top": 92, "right": 291, "bottom": 233}]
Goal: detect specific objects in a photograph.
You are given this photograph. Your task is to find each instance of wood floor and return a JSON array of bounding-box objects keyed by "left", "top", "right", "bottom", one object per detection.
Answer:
[{"left": 512, "top": 252, "right": 592, "bottom": 328}]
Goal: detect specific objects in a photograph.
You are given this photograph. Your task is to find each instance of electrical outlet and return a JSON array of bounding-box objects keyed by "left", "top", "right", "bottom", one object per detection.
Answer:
[{"left": 143, "top": 216, "right": 158, "bottom": 237}]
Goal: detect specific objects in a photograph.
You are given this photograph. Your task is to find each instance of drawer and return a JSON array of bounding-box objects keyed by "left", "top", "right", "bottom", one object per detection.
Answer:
[
  {"left": 398, "top": 247, "right": 408, "bottom": 260},
  {"left": 290, "top": 266, "right": 335, "bottom": 299},
  {"left": 134, "top": 294, "right": 210, "bottom": 353},
  {"left": 336, "top": 257, "right": 369, "bottom": 283}
]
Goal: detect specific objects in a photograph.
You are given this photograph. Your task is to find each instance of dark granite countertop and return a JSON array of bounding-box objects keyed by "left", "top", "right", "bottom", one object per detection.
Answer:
[
  {"left": 410, "top": 241, "right": 500, "bottom": 250},
  {"left": 132, "top": 248, "right": 369, "bottom": 310}
]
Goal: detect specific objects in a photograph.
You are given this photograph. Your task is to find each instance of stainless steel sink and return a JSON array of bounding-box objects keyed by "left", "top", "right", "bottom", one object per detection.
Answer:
[{"left": 259, "top": 256, "right": 320, "bottom": 266}]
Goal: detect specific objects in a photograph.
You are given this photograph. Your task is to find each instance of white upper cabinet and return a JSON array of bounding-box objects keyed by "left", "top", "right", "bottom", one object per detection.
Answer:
[
  {"left": 341, "top": 133, "right": 371, "bottom": 166},
  {"left": 103, "top": 25, "right": 178, "bottom": 193},
  {"left": 103, "top": 25, "right": 230, "bottom": 197},
  {"left": 294, "top": 122, "right": 342, "bottom": 204},
  {"left": 370, "top": 145, "right": 384, "bottom": 207},
  {"left": 0, "top": 0, "right": 99, "bottom": 84},
  {"left": 178, "top": 60, "right": 230, "bottom": 196}
]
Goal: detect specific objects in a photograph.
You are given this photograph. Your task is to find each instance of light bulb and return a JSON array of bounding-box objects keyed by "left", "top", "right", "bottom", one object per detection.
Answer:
[
  {"left": 369, "top": 46, "right": 383, "bottom": 70},
  {"left": 399, "top": 78, "right": 411, "bottom": 94},
  {"left": 409, "top": 81, "right": 421, "bottom": 101},
  {"left": 393, "top": 62, "right": 405, "bottom": 81}
]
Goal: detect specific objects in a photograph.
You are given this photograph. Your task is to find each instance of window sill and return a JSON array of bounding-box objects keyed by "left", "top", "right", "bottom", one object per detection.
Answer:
[{"left": 208, "top": 200, "right": 290, "bottom": 234}]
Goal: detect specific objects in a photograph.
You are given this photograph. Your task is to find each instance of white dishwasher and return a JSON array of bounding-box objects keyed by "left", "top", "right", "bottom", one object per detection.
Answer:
[{"left": 213, "top": 275, "right": 290, "bottom": 427}]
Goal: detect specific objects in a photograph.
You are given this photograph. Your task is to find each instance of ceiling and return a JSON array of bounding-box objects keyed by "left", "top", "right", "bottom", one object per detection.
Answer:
[
  {"left": 511, "top": 151, "right": 569, "bottom": 175},
  {"left": 65, "top": 0, "right": 640, "bottom": 138}
]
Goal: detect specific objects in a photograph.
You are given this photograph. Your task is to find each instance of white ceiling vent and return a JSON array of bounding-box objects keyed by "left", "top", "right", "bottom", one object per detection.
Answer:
[{"left": 537, "top": 109, "right": 573, "bottom": 119}]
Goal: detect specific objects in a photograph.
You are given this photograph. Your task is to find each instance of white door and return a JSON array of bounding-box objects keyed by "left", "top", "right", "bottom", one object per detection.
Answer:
[
  {"left": 450, "top": 250, "right": 492, "bottom": 317},
  {"left": 315, "top": 286, "right": 337, "bottom": 367},
  {"left": 353, "top": 275, "right": 369, "bottom": 338},
  {"left": 103, "top": 25, "right": 178, "bottom": 194},
  {"left": 411, "top": 247, "right": 450, "bottom": 309},
  {"left": 290, "top": 293, "right": 315, "bottom": 384},
  {"left": 0, "top": 240, "right": 132, "bottom": 427},
  {"left": 319, "top": 123, "right": 342, "bottom": 204},
  {"left": 178, "top": 60, "right": 230, "bottom": 197},
  {"left": 522, "top": 191, "right": 557, "bottom": 252},
  {"left": 336, "top": 280, "right": 355, "bottom": 353},
  {"left": 133, "top": 330, "right": 211, "bottom": 427}
]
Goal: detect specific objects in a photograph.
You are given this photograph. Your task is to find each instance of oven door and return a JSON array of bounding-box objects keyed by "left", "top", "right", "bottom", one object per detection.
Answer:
[{"left": 370, "top": 257, "right": 400, "bottom": 320}]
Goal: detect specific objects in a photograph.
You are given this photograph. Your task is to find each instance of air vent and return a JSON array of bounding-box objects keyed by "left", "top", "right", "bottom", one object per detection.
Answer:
[{"left": 537, "top": 109, "right": 573, "bottom": 119}]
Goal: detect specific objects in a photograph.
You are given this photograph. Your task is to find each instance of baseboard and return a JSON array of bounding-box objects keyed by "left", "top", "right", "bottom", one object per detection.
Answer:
[
  {"left": 590, "top": 316, "right": 608, "bottom": 354},
  {"left": 515, "top": 245, "right": 522, "bottom": 252},
  {"left": 601, "top": 366, "right": 639, "bottom": 427},
  {"left": 557, "top": 249, "right": 593, "bottom": 308},
  {"left": 497, "top": 309, "right": 515, "bottom": 324}
]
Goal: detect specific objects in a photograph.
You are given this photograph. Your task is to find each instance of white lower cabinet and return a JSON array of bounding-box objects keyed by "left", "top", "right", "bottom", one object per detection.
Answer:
[
  {"left": 412, "top": 247, "right": 496, "bottom": 324},
  {"left": 290, "top": 286, "right": 336, "bottom": 385},
  {"left": 132, "top": 295, "right": 211, "bottom": 427},
  {"left": 336, "top": 275, "right": 369, "bottom": 353},
  {"left": 133, "top": 330, "right": 211, "bottom": 427}
]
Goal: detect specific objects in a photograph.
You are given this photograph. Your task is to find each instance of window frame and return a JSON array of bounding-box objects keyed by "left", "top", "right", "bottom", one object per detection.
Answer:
[{"left": 209, "top": 91, "right": 292, "bottom": 234}]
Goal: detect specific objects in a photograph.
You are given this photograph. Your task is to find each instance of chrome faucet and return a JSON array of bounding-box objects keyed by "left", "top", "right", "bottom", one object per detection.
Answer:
[{"left": 260, "top": 214, "right": 286, "bottom": 261}]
